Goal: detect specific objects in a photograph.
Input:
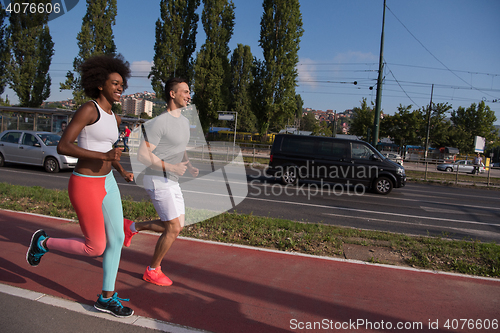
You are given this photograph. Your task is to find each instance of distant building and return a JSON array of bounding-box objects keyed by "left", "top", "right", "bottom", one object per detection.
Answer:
[{"left": 122, "top": 98, "right": 153, "bottom": 117}]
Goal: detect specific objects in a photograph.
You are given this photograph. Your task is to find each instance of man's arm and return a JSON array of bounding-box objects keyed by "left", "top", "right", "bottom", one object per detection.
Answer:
[
  {"left": 137, "top": 139, "right": 188, "bottom": 176},
  {"left": 182, "top": 150, "right": 199, "bottom": 177}
]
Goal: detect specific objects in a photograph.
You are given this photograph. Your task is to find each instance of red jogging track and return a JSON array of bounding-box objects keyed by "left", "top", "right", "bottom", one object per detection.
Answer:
[{"left": 1, "top": 209, "right": 499, "bottom": 332}]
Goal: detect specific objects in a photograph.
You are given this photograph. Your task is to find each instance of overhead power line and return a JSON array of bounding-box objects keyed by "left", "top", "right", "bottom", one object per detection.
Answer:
[{"left": 385, "top": 4, "right": 497, "bottom": 99}]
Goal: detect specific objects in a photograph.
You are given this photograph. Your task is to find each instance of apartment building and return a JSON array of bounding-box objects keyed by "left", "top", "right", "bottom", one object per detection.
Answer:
[{"left": 122, "top": 98, "right": 153, "bottom": 117}]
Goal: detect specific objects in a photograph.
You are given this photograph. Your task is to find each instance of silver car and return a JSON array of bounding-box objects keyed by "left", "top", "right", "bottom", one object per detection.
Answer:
[
  {"left": 382, "top": 152, "right": 404, "bottom": 166},
  {"left": 436, "top": 160, "right": 484, "bottom": 174},
  {"left": 0, "top": 130, "right": 78, "bottom": 173}
]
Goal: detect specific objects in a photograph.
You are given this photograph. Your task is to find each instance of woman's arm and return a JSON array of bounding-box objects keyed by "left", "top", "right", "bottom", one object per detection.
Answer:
[{"left": 112, "top": 160, "right": 134, "bottom": 182}]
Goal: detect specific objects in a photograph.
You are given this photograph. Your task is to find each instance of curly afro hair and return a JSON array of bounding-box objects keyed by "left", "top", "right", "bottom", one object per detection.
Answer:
[{"left": 79, "top": 54, "right": 131, "bottom": 99}]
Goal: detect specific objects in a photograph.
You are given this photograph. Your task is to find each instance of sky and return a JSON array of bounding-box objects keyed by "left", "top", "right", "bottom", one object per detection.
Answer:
[{"left": 2, "top": 0, "right": 500, "bottom": 125}]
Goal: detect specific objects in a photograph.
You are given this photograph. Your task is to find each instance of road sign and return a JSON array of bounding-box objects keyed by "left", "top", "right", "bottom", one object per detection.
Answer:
[{"left": 218, "top": 113, "right": 235, "bottom": 121}]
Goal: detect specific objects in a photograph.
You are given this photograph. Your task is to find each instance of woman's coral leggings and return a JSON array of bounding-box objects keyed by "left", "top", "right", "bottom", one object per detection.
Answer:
[{"left": 45, "top": 171, "right": 125, "bottom": 292}]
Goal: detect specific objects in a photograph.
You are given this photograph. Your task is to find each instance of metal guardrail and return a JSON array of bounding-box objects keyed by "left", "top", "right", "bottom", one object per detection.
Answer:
[
  {"left": 125, "top": 138, "right": 272, "bottom": 165},
  {"left": 406, "top": 160, "right": 500, "bottom": 187},
  {"left": 188, "top": 142, "right": 271, "bottom": 164}
]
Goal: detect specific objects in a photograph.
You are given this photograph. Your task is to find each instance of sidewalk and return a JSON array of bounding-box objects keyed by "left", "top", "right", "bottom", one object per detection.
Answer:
[{"left": 1, "top": 209, "right": 499, "bottom": 332}]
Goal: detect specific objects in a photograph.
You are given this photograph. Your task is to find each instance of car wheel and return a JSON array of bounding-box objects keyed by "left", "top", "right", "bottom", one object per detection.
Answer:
[
  {"left": 281, "top": 166, "right": 299, "bottom": 185},
  {"left": 44, "top": 157, "right": 60, "bottom": 173},
  {"left": 445, "top": 167, "right": 453, "bottom": 172},
  {"left": 373, "top": 176, "right": 393, "bottom": 195},
  {"left": 0, "top": 153, "right": 4, "bottom": 167}
]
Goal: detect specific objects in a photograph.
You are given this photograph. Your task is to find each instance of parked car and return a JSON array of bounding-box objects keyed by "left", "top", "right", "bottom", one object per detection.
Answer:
[
  {"left": 266, "top": 134, "right": 406, "bottom": 194},
  {"left": 436, "top": 160, "right": 484, "bottom": 174},
  {"left": 382, "top": 152, "right": 404, "bottom": 166},
  {"left": 0, "top": 130, "right": 78, "bottom": 172}
]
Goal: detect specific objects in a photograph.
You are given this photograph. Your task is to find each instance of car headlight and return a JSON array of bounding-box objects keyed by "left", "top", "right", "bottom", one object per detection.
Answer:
[{"left": 397, "top": 167, "right": 405, "bottom": 175}]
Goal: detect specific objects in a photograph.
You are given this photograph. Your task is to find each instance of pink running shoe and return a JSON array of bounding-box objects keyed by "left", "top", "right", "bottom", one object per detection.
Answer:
[
  {"left": 123, "top": 218, "right": 138, "bottom": 247},
  {"left": 143, "top": 266, "right": 173, "bottom": 286}
]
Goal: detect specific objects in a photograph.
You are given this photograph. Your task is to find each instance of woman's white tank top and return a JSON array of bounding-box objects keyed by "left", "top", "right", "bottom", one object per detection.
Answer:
[{"left": 77, "top": 101, "right": 119, "bottom": 153}]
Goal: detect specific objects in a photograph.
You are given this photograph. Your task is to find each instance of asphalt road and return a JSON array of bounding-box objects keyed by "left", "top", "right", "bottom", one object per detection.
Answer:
[{"left": 1, "top": 157, "right": 499, "bottom": 243}]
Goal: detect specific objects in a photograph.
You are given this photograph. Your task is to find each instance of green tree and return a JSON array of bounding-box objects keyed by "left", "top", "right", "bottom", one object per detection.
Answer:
[
  {"left": 7, "top": 0, "right": 54, "bottom": 107},
  {"left": 450, "top": 101, "right": 498, "bottom": 153},
  {"left": 152, "top": 104, "right": 165, "bottom": 118},
  {"left": 299, "top": 112, "right": 318, "bottom": 132},
  {"left": 295, "top": 95, "right": 304, "bottom": 119},
  {"left": 60, "top": 0, "right": 117, "bottom": 108},
  {"left": 294, "top": 94, "right": 303, "bottom": 129},
  {"left": 316, "top": 121, "right": 332, "bottom": 137},
  {"left": 229, "top": 44, "right": 256, "bottom": 132},
  {"left": 192, "top": 0, "right": 235, "bottom": 131},
  {"left": 349, "top": 98, "right": 374, "bottom": 141},
  {"left": 149, "top": 0, "right": 200, "bottom": 100},
  {"left": 139, "top": 112, "right": 152, "bottom": 120},
  {"left": 250, "top": 58, "right": 266, "bottom": 132},
  {"left": 42, "top": 102, "right": 63, "bottom": 109},
  {"left": 258, "top": 0, "right": 303, "bottom": 134},
  {"left": 424, "top": 102, "right": 453, "bottom": 148},
  {"left": 381, "top": 105, "right": 424, "bottom": 147},
  {"left": 0, "top": 3, "right": 7, "bottom": 98}
]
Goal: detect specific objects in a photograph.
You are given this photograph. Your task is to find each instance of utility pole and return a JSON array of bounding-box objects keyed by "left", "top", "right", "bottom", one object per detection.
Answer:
[
  {"left": 424, "top": 84, "right": 434, "bottom": 160},
  {"left": 372, "top": 0, "right": 386, "bottom": 147},
  {"left": 332, "top": 110, "right": 337, "bottom": 137}
]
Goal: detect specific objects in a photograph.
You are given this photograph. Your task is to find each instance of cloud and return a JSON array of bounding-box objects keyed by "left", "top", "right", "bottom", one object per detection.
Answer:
[
  {"left": 130, "top": 60, "right": 153, "bottom": 78},
  {"left": 297, "top": 52, "right": 377, "bottom": 89},
  {"left": 297, "top": 58, "right": 318, "bottom": 88}
]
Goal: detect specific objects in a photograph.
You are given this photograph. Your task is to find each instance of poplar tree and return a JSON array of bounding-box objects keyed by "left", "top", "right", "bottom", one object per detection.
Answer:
[
  {"left": 60, "top": 0, "right": 117, "bottom": 108},
  {"left": 349, "top": 98, "right": 375, "bottom": 141},
  {"left": 258, "top": 0, "right": 303, "bottom": 134},
  {"left": 0, "top": 3, "right": 7, "bottom": 98},
  {"left": 250, "top": 58, "right": 266, "bottom": 135},
  {"left": 149, "top": 0, "right": 200, "bottom": 100},
  {"left": 229, "top": 44, "right": 256, "bottom": 132},
  {"left": 193, "top": 0, "right": 235, "bottom": 131},
  {"left": 7, "top": 0, "right": 54, "bottom": 107}
]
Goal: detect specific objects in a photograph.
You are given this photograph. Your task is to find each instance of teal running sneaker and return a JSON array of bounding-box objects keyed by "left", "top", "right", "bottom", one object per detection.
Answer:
[
  {"left": 26, "top": 229, "right": 48, "bottom": 267},
  {"left": 94, "top": 293, "right": 134, "bottom": 318}
]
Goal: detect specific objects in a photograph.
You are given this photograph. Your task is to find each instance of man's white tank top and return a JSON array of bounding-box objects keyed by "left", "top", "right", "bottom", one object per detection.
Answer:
[{"left": 78, "top": 101, "right": 119, "bottom": 153}]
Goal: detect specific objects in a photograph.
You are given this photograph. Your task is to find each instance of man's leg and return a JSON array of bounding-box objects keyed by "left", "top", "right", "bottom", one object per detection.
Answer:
[
  {"left": 137, "top": 215, "right": 184, "bottom": 286},
  {"left": 149, "top": 215, "right": 184, "bottom": 268}
]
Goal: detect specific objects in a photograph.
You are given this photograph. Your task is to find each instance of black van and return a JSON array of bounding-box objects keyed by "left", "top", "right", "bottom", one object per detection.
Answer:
[{"left": 267, "top": 134, "right": 406, "bottom": 194}]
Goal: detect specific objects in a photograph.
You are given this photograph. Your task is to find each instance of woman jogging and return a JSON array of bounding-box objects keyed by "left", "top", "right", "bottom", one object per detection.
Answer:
[{"left": 26, "top": 54, "right": 134, "bottom": 318}]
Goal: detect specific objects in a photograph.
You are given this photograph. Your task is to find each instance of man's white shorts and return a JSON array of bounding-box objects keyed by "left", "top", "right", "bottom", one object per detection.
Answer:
[{"left": 143, "top": 175, "right": 185, "bottom": 222}]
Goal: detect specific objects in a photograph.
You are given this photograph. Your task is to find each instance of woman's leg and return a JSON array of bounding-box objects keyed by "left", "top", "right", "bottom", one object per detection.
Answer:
[
  {"left": 100, "top": 172, "right": 125, "bottom": 293},
  {"left": 45, "top": 174, "right": 107, "bottom": 256}
]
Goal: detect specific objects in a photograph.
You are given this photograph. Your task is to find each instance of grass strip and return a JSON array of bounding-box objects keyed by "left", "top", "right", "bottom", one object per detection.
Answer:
[{"left": 1, "top": 182, "right": 498, "bottom": 278}]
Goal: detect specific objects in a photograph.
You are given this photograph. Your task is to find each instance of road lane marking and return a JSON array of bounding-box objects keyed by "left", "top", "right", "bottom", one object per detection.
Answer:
[{"left": 219, "top": 194, "right": 500, "bottom": 228}]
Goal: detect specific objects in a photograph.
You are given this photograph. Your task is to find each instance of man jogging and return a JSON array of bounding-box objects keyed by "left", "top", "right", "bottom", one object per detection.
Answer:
[{"left": 123, "top": 78, "right": 198, "bottom": 286}]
